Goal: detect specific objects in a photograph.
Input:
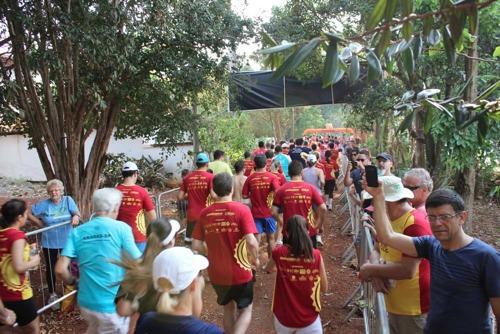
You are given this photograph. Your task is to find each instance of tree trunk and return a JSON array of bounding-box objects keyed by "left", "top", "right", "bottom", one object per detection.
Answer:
[
  {"left": 414, "top": 109, "right": 426, "bottom": 168},
  {"left": 374, "top": 119, "right": 381, "bottom": 152},
  {"left": 192, "top": 104, "right": 200, "bottom": 154},
  {"left": 457, "top": 9, "right": 480, "bottom": 231}
]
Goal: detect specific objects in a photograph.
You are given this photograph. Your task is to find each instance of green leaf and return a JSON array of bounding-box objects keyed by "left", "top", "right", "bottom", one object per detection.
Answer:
[
  {"left": 260, "top": 31, "right": 277, "bottom": 47},
  {"left": 366, "top": 0, "right": 387, "bottom": 30},
  {"left": 417, "top": 89, "right": 440, "bottom": 100},
  {"left": 367, "top": 51, "right": 383, "bottom": 81},
  {"left": 413, "top": 34, "right": 423, "bottom": 61},
  {"left": 448, "top": 10, "right": 467, "bottom": 44},
  {"left": 401, "top": 0, "right": 413, "bottom": 17},
  {"left": 349, "top": 54, "right": 360, "bottom": 82},
  {"left": 387, "top": 38, "right": 413, "bottom": 58},
  {"left": 423, "top": 16, "right": 434, "bottom": 37},
  {"left": 443, "top": 27, "right": 456, "bottom": 66},
  {"left": 340, "top": 47, "right": 353, "bottom": 61},
  {"left": 476, "top": 80, "right": 500, "bottom": 101},
  {"left": 384, "top": 0, "right": 397, "bottom": 21},
  {"left": 468, "top": 7, "right": 478, "bottom": 35},
  {"left": 386, "top": 59, "right": 395, "bottom": 74},
  {"left": 260, "top": 42, "right": 296, "bottom": 54},
  {"left": 493, "top": 46, "right": 500, "bottom": 58},
  {"left": 402, "top": 22, "right": 413, "bottom": 41},
  {"left": 402, "top": 47, "right": 414, "bottom": 77},
  {"left": 397, "top": 110, "right": 415, "bottom": 133},
  {"left": 322, "top": 39, "right": 339, "bottom": 87},
  {"left": 273, "top": 37, "right": 321, "bottom": 79},
  {"left": 332, "top": 69, "right": 345, "bottom": 85},
  {"left": 424, "top": 106, "right": 435, "bottom": 134},
  {"left": 423, "top": 98, "right": 453, "bottom": 118},
  {"left": 348, "top": 42, "right": 364, "bottom": 54},
  {"left": 427, "top": 29, "right": 441, "bottom": 46},
  {"left": 401, "top": 90, "right": 415, "bottom": 101},
  {"left": 376, "top": 29, "right": 392, "bottom": 56}
]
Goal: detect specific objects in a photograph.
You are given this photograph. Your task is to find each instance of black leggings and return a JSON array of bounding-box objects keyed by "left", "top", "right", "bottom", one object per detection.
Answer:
[{"left": 42, "top": 248, "right": 61, "bottom": 294}]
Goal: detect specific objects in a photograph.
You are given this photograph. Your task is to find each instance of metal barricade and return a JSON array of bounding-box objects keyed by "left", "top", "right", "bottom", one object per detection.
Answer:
[
  {"left": 25, "top": 220, "right": 77, "bottom": 314},
  {"left": 341, "top": 190, "right": 390, "bottom": 334},
  {"left": 155, "top": 188, "right": 187, "bottom": 235}
]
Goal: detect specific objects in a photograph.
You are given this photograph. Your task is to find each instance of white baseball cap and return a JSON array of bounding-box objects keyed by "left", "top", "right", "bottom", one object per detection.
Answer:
[
  {"left": 161, "top": 219, "right": 181, "bottom": 246},
  {"left": 307, "top": 153, "right": 317, "bottom": 163},
  {"left": 364, "top": 175, "right": 414, "bottom": 202},
  {"left": 152, "top": 247, "right": 209, "bottom": 294},
  {"left": 122, "top": 161, "right": 138, "bottom": 172}
]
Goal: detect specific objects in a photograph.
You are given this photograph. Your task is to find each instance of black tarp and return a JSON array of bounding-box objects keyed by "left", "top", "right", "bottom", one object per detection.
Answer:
[{"left": 229, "top": 71, "right": 362, "bottom": 111}]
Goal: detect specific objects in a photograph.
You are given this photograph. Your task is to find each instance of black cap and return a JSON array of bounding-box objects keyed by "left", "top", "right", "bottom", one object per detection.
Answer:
[{"left": 376, "top": 152, "right": 393, "bottom": 162}]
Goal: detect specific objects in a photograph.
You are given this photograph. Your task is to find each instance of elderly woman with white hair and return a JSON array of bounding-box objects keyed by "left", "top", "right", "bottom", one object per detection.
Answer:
[{"left": 30, "top": 178, "right": 80, "bottom": 305}]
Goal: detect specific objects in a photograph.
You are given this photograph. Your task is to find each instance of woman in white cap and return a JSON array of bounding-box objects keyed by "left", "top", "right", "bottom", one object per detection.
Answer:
[
  {"left": 115, "top": 217, "right": 180, "bottom": 331},
  {"left": 135, "top": 247, "right": 222, "bottom": 334}
]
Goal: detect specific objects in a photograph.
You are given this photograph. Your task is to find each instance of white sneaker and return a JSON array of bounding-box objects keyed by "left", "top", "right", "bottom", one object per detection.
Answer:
[
  {"left": 316, "top": 235, "right": 324, "bottom": 246},
  {"left": 48, "top": 293, "right": 60, "bottom": 310}
]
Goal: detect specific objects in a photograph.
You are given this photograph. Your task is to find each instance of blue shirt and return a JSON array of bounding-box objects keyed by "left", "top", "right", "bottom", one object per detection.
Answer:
[
  {"left": 136, "top": 312, "right": 223, "bottom": 334},
  {"left": 273, "top": 153, "right": 291, "bottom": 180},
  {"left": 31, "top": 196, "right": 79, "bottom": 249},
  {"left": 62, "top": 216, "right": 141, "bottom": 313},
  {"left": 413, "top": 236, "right": 500, "bottom": 334}
]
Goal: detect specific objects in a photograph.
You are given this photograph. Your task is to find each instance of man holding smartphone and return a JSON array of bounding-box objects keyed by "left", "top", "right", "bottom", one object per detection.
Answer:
[{"left": 344, "top": 149, "right": 372, "bottom": 196}]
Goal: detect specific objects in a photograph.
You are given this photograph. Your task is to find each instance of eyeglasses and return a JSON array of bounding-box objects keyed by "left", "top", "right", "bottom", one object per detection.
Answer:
[
  {"left": 404, "top": 185, "right": 421, "bottom": 191},
  {"left": 426, "top": 212, "right": 462, "bottom": 223},
  {"left": 356, "top": 158, "right": 365, "bottom": 162}
]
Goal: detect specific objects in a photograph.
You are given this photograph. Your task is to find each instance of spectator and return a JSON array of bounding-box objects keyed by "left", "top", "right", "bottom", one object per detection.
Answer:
[
  {"left": 268, "top": 215, "right": 328, "bottom": 334},
  {"left": 178, "top": 153, "right": 214, "bottom": 245},
  {"left": 193, "top": 173, "right": 259, "bottom": 334},
  {"left": 0, "top": 199, "right": 40, "bottom": 333},
  {"left": 242, "top": 155, "right": 281, "bottom": 268},
  {"left": 273, "top": 145, "right": 291, "bottom": 181},
  {"left": 233, "top": 160, "right": 248, "bottom": 204},
  {"left": 116, "top": 162, "right": 157, "bottom": 252},
  {"left": 209, "top": 150, "right": 233, "bottom": 175},
  {"left": 177, "top": 169, "right": 190, "bottom": 229},
  {"left": 30, "top": 178, "right": 80, "bottom": 305},
  {"left": 359, "top": 176, "right": 431, "bottom": 333},
  {"left": 55, "top": 188, "right": 142, "bottom": 334},
  {"left": 403, "top": 168, "right": 433, "bottom": 214},
  {"left": 376, "top": 152, "right": 394, "bottom": 176},
  {"left": 135, "top": 247, "right": 222, "bottom": 334},
  {"left": 363, "top": 186, "right": 500, "bottom": 333},
  {"left": 272, "top": 161, "right": 327, "bottom": 249},
  {"left": 115, "top": 218, "right": 180, "bottom": 332},
  {"left": 344, "top": 149, "right": 372, "bottom": 196}
]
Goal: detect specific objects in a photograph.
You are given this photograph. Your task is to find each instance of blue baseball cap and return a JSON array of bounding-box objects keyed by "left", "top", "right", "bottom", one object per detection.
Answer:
[{"left": 196, "top": 152, "right": 210, "bottom": 163}]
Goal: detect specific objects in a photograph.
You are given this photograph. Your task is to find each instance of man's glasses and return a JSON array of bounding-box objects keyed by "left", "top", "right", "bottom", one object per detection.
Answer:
[
  {"left": 404, "top": 185, "right": 421, "bottom": 191},
  {"left": 426, "top": 212, "right": 462, "bottom": 223},
  {"left": 356, "top": 158, "right": 365, "bottom": 162}
]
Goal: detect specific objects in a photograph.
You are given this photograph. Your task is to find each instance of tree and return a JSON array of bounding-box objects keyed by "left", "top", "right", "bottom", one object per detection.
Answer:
[{"left": 0, "top": 0, "right": 250, "bottom": 216}]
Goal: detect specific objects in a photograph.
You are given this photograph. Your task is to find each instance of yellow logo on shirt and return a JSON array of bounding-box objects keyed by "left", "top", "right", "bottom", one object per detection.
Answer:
[
  {"left": 135, "top": 210, "right": 147, "bottom": 237},
  {"left": 234, "top": 238, "right": 252, "bottom": 271},
  {"left": 311, "top": 277, "right": 321, "bottom": 312}
]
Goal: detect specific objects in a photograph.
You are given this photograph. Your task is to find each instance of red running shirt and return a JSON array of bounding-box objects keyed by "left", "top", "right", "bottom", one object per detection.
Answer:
[
  {"left": 242, "top": 172, "right": 280, "bottom": 218},
  {"left": 271, "top": 171, "right": 287, "bottom": 186},
  {"left": 180, "top": 170, "right": 214, "bottom": 222},
  {"left": 272, "top": 181, "right": 324, "bottom": 236},
  {"left": 272, "top": 246, "right": 322, "bottom": 328},
  {"left": 243, "top": 160, "right": 255, "bottom": 177},
  {"left": 321, "top": 159, "right": 337, "bottom": 181},
  {"left": 0, "top": 228, "right": 33, "bottom": 301},
  {"left": 116, "top": 184, "right": 155, "bottom": 243},
  {"left": 193, "top": 201, "right": 257, "bottom": 285}
]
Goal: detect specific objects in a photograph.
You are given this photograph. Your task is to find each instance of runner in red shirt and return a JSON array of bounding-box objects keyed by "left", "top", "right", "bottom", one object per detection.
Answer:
[
  {"left": 268, "top": 215, "right": 328, "bottom": 332},
  {"left": 117, "top": 162, "right": 157, "bottom": 252},
  {"left": 243, "top": 151, "right": 255, "bottom": 177},
  {"left": 242, "top": 155, "right": 280, "bottom": 266},
  {"left": 321, "top": 150, "right": 337, "bottom": 211},
  {"left": 178, "top": 153, "right": 214, "bottom": 245},
  {"left": 252, "top": 141, "right": 267, "bottom": 157},
  {"left": 272, "top": 161, "right": 327, "bottom": 248},
  {"left": 192, "top": 173, "right": 259, "bottom": 334},
  {"left": 270, "top": 160, "right": 287, "bottom": 186}
]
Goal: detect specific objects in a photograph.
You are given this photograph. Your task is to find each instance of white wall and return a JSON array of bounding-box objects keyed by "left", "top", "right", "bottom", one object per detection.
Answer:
[{"left": 0, "top": 132, "right": 193, "bottom": 181}]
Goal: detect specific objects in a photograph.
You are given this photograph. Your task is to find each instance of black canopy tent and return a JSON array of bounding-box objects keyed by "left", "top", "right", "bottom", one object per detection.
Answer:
[{"left": 229, "top": 70, "right": 363, "bottom": 111}]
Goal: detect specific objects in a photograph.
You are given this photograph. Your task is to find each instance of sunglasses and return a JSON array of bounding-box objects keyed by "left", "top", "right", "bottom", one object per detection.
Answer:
[{"left": 404, "top": 185, "right": 421, "bottom": 191}]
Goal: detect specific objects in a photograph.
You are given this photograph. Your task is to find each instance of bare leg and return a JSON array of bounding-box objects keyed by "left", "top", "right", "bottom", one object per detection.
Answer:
[
  {"left": 19, "top": 317, "right": 40, "bottom": 334},
  {"left": 232, "top": 304, "right": 253, "bottom": 334},
  {"left": 223, "top": 302, "right": 237, "bottom": 334}
]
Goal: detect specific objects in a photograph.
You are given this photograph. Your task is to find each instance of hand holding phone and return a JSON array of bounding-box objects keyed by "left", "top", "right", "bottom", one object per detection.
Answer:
[{"left": 365, "top": 165, "right": 379, "bottom": 187}]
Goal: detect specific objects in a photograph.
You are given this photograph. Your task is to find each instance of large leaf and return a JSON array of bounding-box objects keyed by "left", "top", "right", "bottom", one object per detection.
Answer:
[
  {"left": 332, "top": 69, "right": 345, "bottom": 85},
  {"left": 348, "top": 42, "right": 364, "bottom": 54},
  {"left": 401, "top": 90, "right": 415, "bottom": 102},
  {"left": 376, "top": 29, "right": 392, "bottom": 56},
  {"left": 402, "top": 48, "right": 414, "bottom": 77},
  {"left": 427, "top": 29, "right": 441, "bottom": 46},
  {"left": 417, "top": 89, "right": 440, "bottom": 100},
  {"left": 424, "top": 98, "right": 453, "bottom": 118},
  {"left": 402, "top": 22, "right": 413, "bottom": 41},
  {"left": 401, "top": 0, "right": 413, "bottom": 16},
  {"left": 367, "top": 51, "right": 383, "bottom": 81},
  {"left": 322, "top": 39, "right": 339, "bottom": 87},
  {"left": 424, "top": 106, "right": 435, "bottom": 134},
  {"left": 366, "top": 0, "right": 387, "bottom": 30},
  {"left": 448, "top": 9, "right": 467, "bottom": 44},
  {"left": 349, "top": 54, "right": 360, "bottom": 82},
  {"left": 413, "top": 34, "right": 423, "bottom": 61},
  {"left": 260, "top": 42, "right": 296, "bottom": 54},
  {"left": 340, "top": 47, "right": 353, "bottom": 61},
  {"left": 387, "top": 38, "right": 412, "bottom": 59},
  {"left": 273, "top": 37, "right": 321, "bottom": 79},
  {"left": 493, "top": 46, "right": 500, "bottom": 58},
  {"left": 260, "top": 31, "right": 277, "bottom": 47},
  {"left": 423, "top": 16, "right": 434, "bottom": 37},
  {"left": 384, "top": 0, "right": 398, "bottom": 21},
  {"left": 443, "top": 26, "right": 456, "bottom": 66},
  {"left": 397, "top": 110, "right": 415, "bottom": 133},
  {"left": 475, "top": 80, "right": 500, "bottom": 101}
]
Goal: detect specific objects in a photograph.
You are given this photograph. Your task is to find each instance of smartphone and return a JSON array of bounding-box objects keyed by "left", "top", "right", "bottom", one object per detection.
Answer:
[{"left": 365, "top": 165, "right": 379, "bottom": 187}]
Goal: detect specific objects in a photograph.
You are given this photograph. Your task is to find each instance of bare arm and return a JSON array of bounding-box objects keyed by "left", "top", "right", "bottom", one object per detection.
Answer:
[
  {"left": 318, "top": 168, "right": 325, "bottom": 188},
  {"left": 319, "top": 256, "right": 328, "bottom": 292},
  {"left": 272, "top": 206, "right": 283, "bottom": 242},
  {"left": 359, "top": 257, "right": 420, "bottom": 281},
  {"left": 343, "top": 163, "right": 353, "bottom": 187},
  {"left": 11, "top": 240, "right": 39, "bottom": 274},
  {"left": 314, "top": 203, "right": 327, "bottom": 231},
  {"left": 27, "top": 212, "right": 43, "bottom": 228},
  {"left": 490, "top": 297, "right": 500, "bottom": 334},
  {"left": 192, "top": 239, "right": 207, "bottom": 256},
  {"left": 177, "top": 190, "right": 186, "bottom": 201},
  {"left": 367, "top": 184, "right": 418, "bottom": 257},
  {"left": 145, "top": 209, "right": 156, "bottom": 223},
  {"left": 55, "top": 256, "right": 76, "bottom": 285},
  {"left": 245, "top": 233, "right": 260, "bottom": 268}
]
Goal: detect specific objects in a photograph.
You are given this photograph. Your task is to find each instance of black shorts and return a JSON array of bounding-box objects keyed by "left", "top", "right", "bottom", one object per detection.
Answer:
[
  {"left": 324, "top": 180, "right": 335, "bottom": 197},
  {"left": 212, "top": 280, "right": 254, "bottom": 309},
  {"left": 3, "top": 298, "right": 38, "bottom": 326}
]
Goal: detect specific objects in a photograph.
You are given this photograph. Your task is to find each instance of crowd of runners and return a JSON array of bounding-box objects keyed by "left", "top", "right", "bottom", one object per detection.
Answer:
[{"left": 0, "top": 135, "right": 499, "bottom": 334}]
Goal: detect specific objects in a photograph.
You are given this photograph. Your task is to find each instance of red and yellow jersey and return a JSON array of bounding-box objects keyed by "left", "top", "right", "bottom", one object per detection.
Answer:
[
  {"left": 116, "top": 184, "right": 155, "bottom": 242},
  {"left": 242, "top": 171, "right": 280, "bottom": 218},
  {"left": 243, "top": 160, "right": 255, "bottom": 177},
  {"left": 0, "top": 228, "right": 33, "bottom": 302},
  {"left": 272, "top": 246, "right": 322, "bottom": 328},
  {"left": 379, "top": 209, "right": 431, "bottom": 315},
  {"left": 193, "top": 201, "right": 257, "bottom": 285},
  {"left": 180, "top": 170, "right": 214, "bottom": 222}
]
